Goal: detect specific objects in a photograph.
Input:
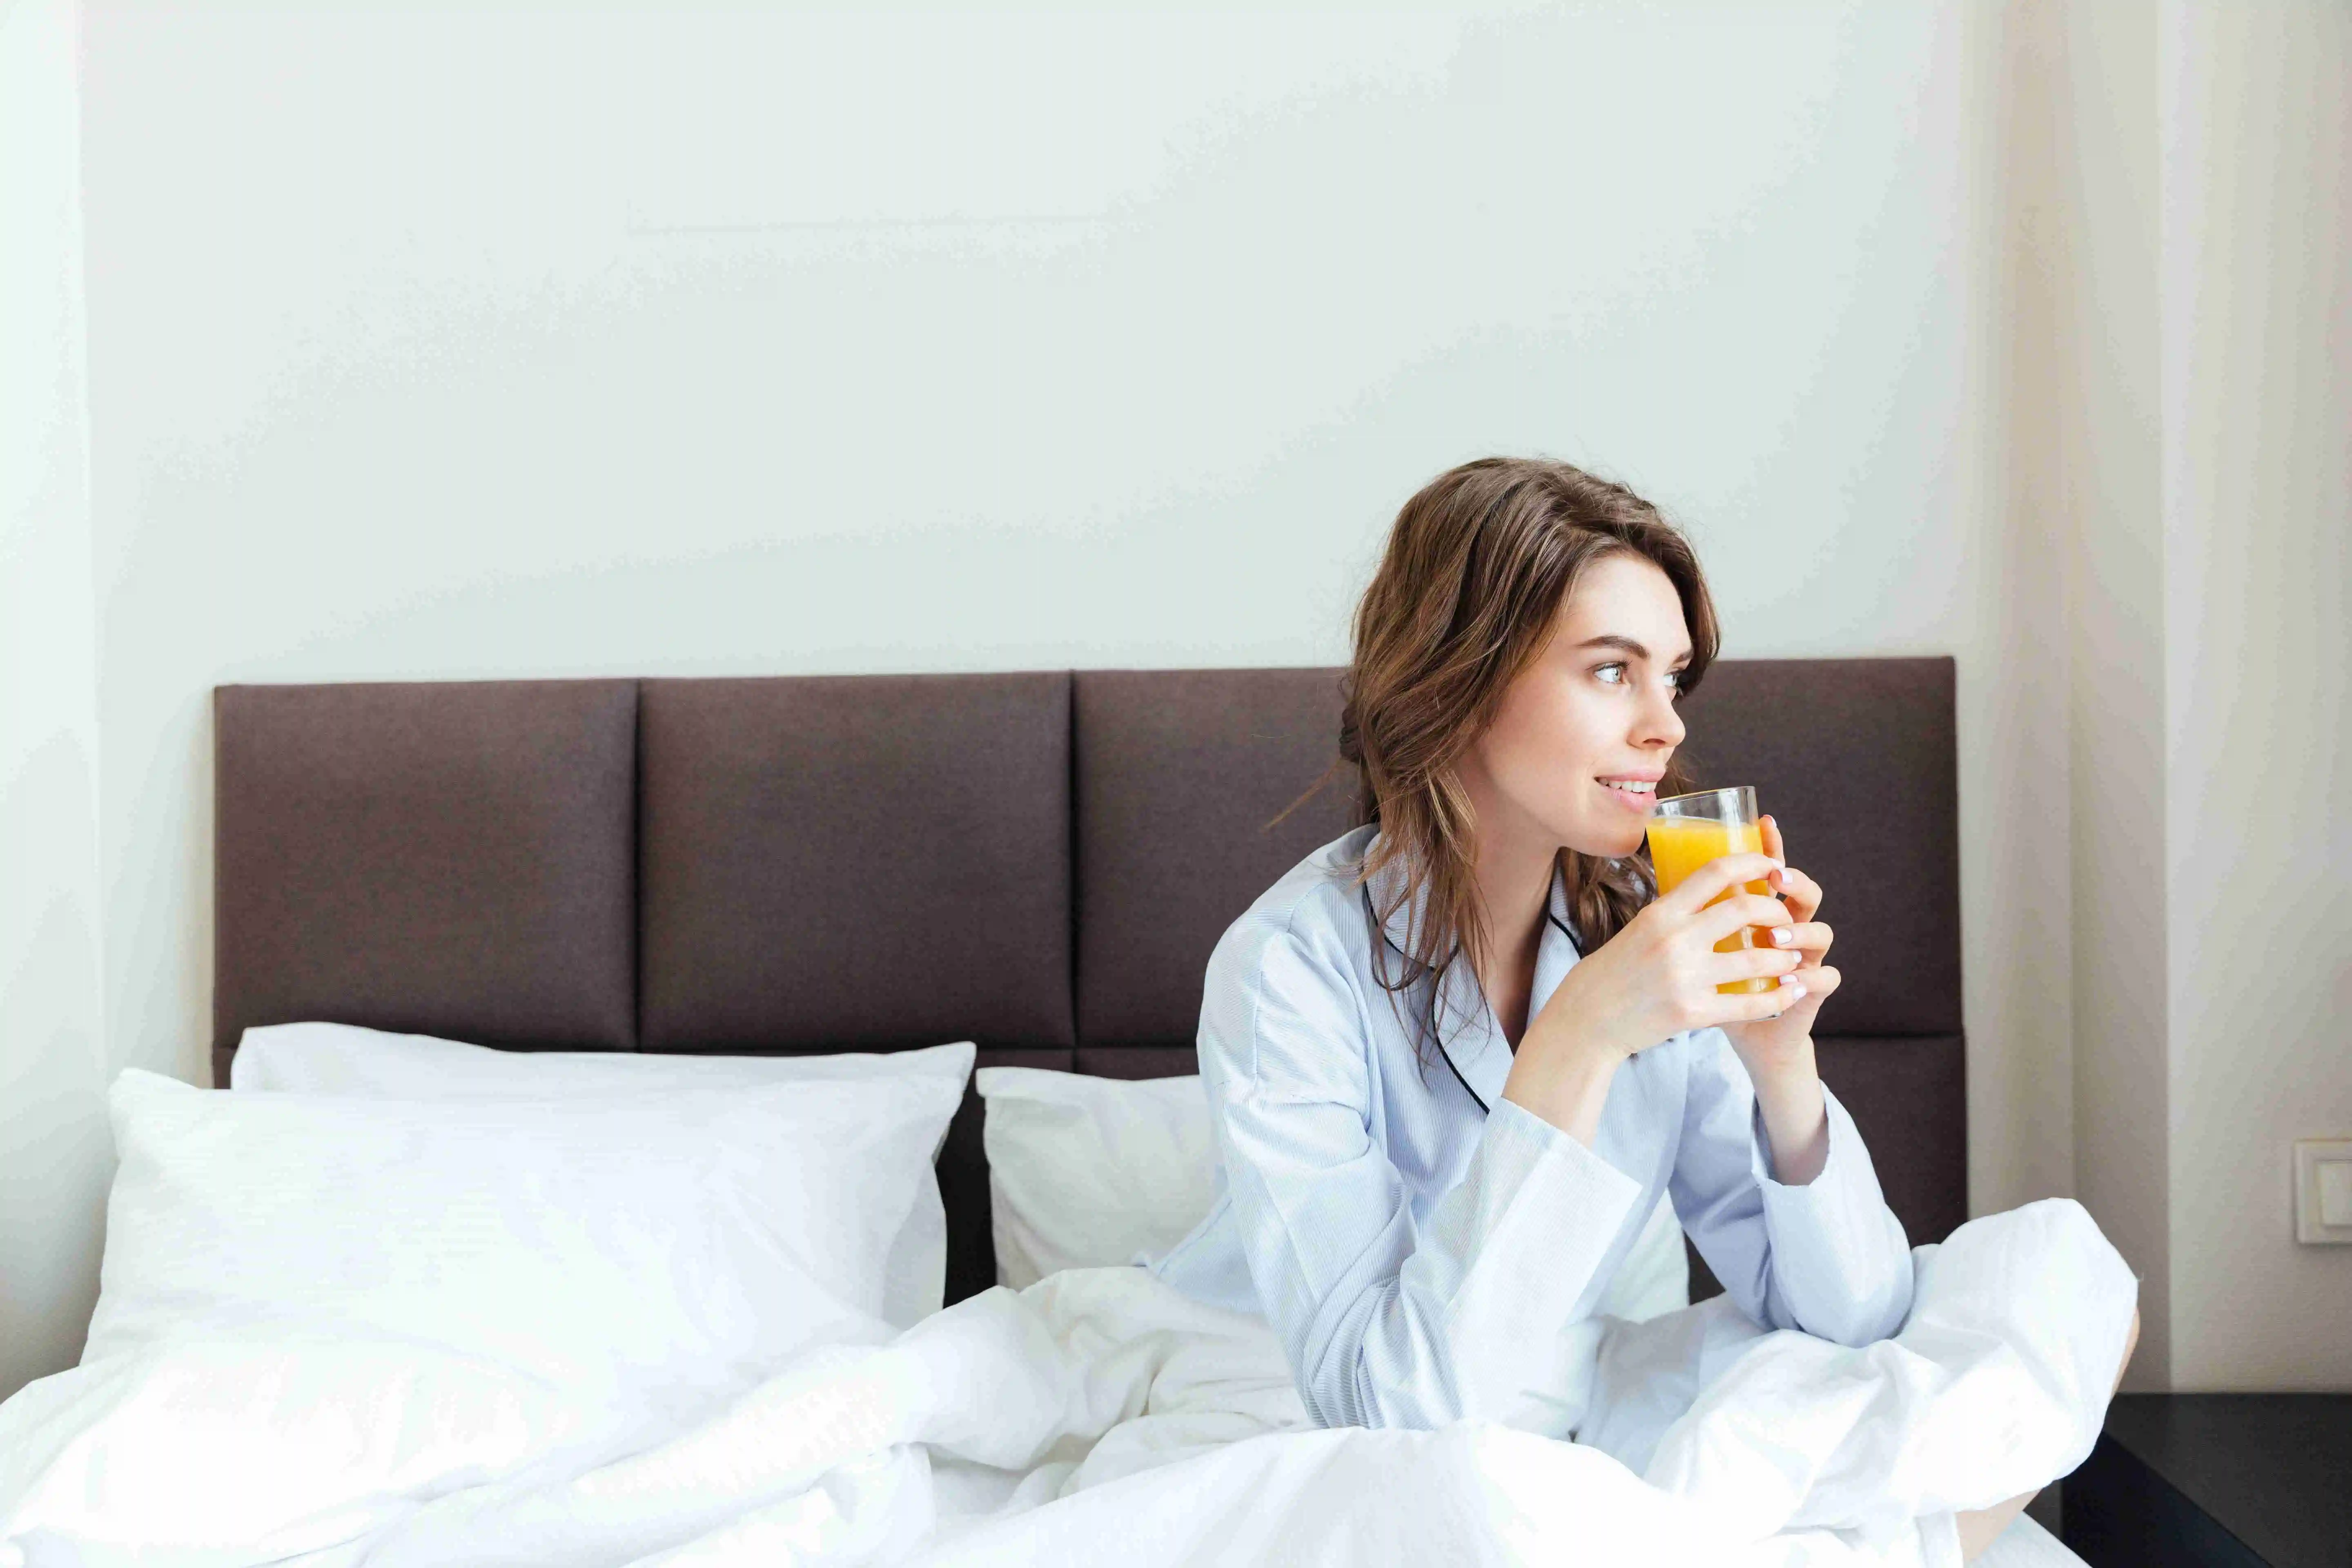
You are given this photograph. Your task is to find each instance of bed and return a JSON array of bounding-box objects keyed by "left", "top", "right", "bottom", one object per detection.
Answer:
[
  {"left": 208, "top": 661, "right": 1970, "bottom": 1305},
  {"left": 0, "top": 661, "right": 2114, "bottom": 1566}
]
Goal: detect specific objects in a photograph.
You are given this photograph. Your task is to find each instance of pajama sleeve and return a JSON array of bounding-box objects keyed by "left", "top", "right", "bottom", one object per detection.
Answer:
[
  {"left": 1200, "top": 924, "right": 1642, "bottom": 1432},
  {"left": 1668, "top": 1029, "right": 1915, "bottom": 1346}
]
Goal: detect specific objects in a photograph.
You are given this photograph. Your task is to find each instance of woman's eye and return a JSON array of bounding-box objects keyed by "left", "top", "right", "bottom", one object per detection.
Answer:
[
  {"left": 1594, "top": 663, "right": 1628, "bottom": 685},
  {"left": 1665, "top": 668, "right": 1686, "bottom": 694}
]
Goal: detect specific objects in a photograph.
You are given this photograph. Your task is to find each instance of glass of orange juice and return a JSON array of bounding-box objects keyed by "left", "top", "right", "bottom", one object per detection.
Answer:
[{"left": 1644, "top": 785, "right": 1779, "bottom": 994}]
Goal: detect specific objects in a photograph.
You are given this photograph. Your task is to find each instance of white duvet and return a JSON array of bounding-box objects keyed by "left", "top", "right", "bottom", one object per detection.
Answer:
[{"left": 0, "top": 1199, "right": 2133, "bottom": 1568}]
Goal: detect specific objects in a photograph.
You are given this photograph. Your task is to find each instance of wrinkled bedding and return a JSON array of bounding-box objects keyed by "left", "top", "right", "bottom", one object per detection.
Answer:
[{"left": 0, "top": 1199, "right": 2132, "bottom": 1568}]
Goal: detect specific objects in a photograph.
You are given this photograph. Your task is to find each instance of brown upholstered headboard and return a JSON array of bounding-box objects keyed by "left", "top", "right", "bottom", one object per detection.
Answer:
[{"left": 212, "top": 661, "right": 1963, "bottom": 1305}]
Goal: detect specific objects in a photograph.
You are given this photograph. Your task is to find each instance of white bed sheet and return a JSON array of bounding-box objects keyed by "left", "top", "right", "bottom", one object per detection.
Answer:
[{"left": 0, "top": 1198, "right": 2132, "bottom": 1568}]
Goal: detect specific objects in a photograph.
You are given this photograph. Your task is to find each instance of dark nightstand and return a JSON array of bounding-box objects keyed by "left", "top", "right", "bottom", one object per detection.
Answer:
[{"left": 2062, "top": 1394, "right": 2351, "bottom": 1568}]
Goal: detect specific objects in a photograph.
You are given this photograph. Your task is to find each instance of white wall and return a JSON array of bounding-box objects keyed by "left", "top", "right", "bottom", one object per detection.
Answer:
[
  {"left": 69, "top": 0, "right": 2077, "bottom": 1225},
  {"left": 2015, "top": 0, "right": 2174, "bottom": 1390},
  {"left": 0, "top": 0, "right": 2080, "bottom": 1401},
  {"left": 11, "top": 0, "right": 2338, "bottom": 1401},
  {"left": 0, "top": 0, "right": 110, "bottom": 1395},
  {"left": 2025, "top": 0, "right": 2352, "bottom": 1392},
  {"left": 2160, "top": 0, "right": 2352, "bottom": 1390}
]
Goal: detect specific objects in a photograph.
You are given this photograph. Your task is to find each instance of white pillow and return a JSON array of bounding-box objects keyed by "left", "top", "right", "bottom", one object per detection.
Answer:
[
  {"left": 230, "top": 1021, "right": 975, "bottom": 1100},
  {"left": 978, "top": 1067, "right": 1218, "bottom": 1289},
  {"left": 91, "top": 1067, "right": 963, "bottom": 1414},
  {"left": 976, "top": 1067, "right": 1689, "bottom": 1320},
  {"left": 231, "top": 1022, "right": 974, "bottom": 1327}
]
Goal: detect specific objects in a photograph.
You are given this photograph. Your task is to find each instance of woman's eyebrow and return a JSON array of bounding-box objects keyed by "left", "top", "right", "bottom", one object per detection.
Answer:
[{"left": 1571, "top": 634, "right": 1695, "bottom": 664}]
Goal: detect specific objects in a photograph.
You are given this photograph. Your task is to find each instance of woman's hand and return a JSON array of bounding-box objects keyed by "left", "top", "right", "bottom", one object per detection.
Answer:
[
  {"left": 1722, "top": 814, "right": 1840, "bottom": 1077},
  {"left": 1501, "top": 849, "right": 1800, "bottom": 1142},
  {"left": 1721, "top": 815, "right": 1840, "bottom": 1185}
]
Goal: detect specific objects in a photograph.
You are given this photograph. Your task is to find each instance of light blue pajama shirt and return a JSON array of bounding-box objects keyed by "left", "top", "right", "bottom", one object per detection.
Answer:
[{"left": 1149, "top": 824, "right": 1915, "bottom": 1438}]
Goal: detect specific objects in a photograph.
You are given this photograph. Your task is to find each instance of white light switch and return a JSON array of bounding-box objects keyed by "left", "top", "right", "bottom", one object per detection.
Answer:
[
  {"left": 2294, "top": 1140, "right": 2352, "bottom": 1244},
  {"left": 2321, "top": 1160, "right": 2352, "bottom": 1229}
]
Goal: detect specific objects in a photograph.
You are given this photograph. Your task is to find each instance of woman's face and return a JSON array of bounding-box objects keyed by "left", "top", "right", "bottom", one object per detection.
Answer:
[{"left": 1463, "top": 552, "right": 1691, "bottom": 860}]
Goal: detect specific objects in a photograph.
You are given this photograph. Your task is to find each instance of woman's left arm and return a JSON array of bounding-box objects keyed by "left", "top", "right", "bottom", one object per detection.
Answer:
[
  {"left": 1733, "top": 815, "right": 1841, "bottom": 1183},
  {"left": 1670, "top": 815, "right": 1915, "bottom": 1345}
]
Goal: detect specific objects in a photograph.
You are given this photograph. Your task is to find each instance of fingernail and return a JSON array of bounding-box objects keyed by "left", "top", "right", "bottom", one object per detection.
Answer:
[
  {"left": 1779, "top": 980, "right": 1807, "bottom": 997},
  {"left": 1771, "top": 927, "right": 1795, "bottom": 946}
]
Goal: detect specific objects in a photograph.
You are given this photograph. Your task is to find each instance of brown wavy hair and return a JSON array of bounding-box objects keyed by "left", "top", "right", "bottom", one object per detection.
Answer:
[{"left": 1327, "top": 457, "right": 1721, "bottom": 1060}]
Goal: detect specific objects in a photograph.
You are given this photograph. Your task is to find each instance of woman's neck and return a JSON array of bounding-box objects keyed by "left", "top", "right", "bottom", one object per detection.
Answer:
[
  {"left": 1475, "top": 832, "right": 1556, "bottom": 962},
  {"left": 1460, "top": 777, "right": 1560, "bottom": 1046}
]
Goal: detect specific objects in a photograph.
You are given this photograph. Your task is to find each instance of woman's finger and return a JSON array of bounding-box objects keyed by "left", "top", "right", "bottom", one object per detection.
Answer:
[
  {"left": 1701, "top": 979, "right": 1811, "bottom": 1027},
  {"left": 1759, "top": 817, "right": 1820, "bottom": 918},
  {"left": 1770, "top": 862, "right": 1823, "bottom": 921},
  {"left": 1709, "top": 943, "right": 1805, "bottom": 985},
  {"left": 1760, "top": 920, "right": 1833, "bottom": 958},
  {"left": 1697, "top": 963, "right": 1842, "bottom": 1031},
  {"left": 1656, "top": 852, "right": 1782, "bottom": 914},
  {"left": 1691, "top": 891, "right": 1792, "bottom": 947},
  {"left": 1777, "top": 964, "right": 1841, "bottom": 1018}
]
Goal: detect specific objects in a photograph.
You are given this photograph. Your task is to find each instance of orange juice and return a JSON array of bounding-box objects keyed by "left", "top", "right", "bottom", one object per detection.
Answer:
[{"left": 1644, "top": 815, "right": 1776, "bottom": 994}]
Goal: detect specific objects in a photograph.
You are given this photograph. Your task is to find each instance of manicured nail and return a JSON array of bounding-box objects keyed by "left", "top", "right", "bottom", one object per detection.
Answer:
[
  {"left": 1771, "top": 927, "right": 1796, "bottom": 946},
  {"left": 1779, "top": 980, "right": 1807, "bottom": 997}
]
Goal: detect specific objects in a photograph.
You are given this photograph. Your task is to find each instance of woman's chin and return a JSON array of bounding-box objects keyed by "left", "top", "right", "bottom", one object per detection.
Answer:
[{"left": 1563, "top": 824, "right": 1648, "bottom": 863}]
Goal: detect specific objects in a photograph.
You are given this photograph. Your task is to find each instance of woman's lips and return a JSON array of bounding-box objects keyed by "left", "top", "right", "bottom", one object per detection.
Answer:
[{"left": 1598, "top": 777, "right": 1660, "bottom": 815}]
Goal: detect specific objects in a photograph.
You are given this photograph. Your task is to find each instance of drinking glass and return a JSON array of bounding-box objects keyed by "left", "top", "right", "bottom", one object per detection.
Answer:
[{"left": 1644, "top": 785, "right": 1777, "bottom": 995}]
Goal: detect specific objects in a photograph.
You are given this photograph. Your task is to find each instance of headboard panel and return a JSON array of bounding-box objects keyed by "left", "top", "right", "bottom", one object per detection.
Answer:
[
  {"left": 214, "top": 659, "right": 1965, "bottom": 1306},
  {"left": 212, "top": 679, "right": 639, "bottom": 1083},
  {"left": 1072, "top": 668, "right": 1359, "bottom": 1050},
  {"left": 637, "top": 673, "right": 1075, "bottom": 1053}
]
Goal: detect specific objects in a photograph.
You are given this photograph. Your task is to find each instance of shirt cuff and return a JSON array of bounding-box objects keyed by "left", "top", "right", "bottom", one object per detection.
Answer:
[
  {"left": 1483, "top": 1094, "right": 1646, "bottom": 1227},
  {"left": 1750, "top": 1085, "right": 1879, "bottom": 1221},
  {"left": 1388, "top": 1096, "right": 1645, "bottom": 1314},
  {"left": 1434, "top": 1098, "right": 1644, "bottom": 1422},
  {"left": 1748, "top": 1080, "right": 1851, "bottom": 1192},
  {"left": 1748, "top": 1085, "right": 1914, "bottom": 1343},
  {"left": 1446, "top": 1100, "right": 1649, "bottom": 1301}
]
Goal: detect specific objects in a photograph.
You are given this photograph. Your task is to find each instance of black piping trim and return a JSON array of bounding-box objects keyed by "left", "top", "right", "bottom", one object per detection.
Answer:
[
  {"left": 1435, "top": 1033, "right": 1490, "bottom": 1116},
  {"left": 1363, "top": 881, "right": 1412, "bottom": 965},
  {"left": 1546, "top": 908, "right": 1581, "bottom": 955}
]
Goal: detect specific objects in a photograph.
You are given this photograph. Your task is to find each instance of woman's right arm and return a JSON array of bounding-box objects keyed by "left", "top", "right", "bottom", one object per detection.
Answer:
[{"left": 1200, "top": 923, "right": 1645, "bottom": 1434}]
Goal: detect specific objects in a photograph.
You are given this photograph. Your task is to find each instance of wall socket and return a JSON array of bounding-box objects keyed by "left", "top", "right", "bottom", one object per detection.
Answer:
[{"left": 2293, "top": 1140, "right": 2352, "bottom": 1244}]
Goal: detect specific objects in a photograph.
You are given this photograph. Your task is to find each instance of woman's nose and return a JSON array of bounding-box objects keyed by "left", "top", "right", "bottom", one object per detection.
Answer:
[{"left": 1638, "top": 688, "right": 1686, "bottom": 748}]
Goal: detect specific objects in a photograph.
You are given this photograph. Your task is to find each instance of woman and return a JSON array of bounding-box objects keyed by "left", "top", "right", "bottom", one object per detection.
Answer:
[{"left": 1150, "top": 457, "right": 2133, "bottom": 1559}]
